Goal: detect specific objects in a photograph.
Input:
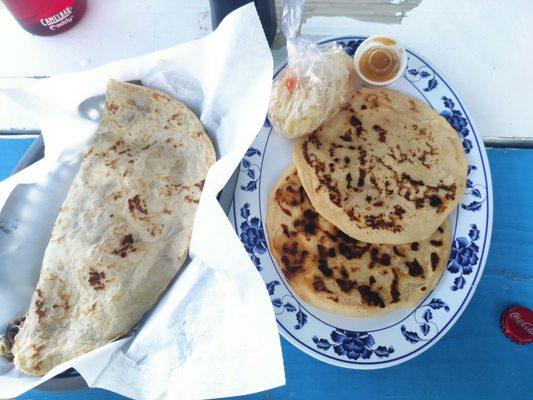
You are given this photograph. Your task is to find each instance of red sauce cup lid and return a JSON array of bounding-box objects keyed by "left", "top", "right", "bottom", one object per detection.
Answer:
[{"left": 500, "top": 306, "right": 533, "bottom": 344}]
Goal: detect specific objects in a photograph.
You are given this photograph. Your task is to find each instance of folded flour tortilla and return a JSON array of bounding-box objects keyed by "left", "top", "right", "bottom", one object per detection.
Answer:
[{"left": 3, "top": 80, "right": 215, "bottom": 376}]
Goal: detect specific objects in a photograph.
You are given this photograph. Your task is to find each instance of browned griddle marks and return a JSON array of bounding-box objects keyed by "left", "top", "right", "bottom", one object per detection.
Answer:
[
  {"left": 128, "top": 194, "right": 148, "bottom": 214},
  {"left": 370, "top": 247, "right": 391, "bottom": 266},
  {"left": 336, "top": 278, "right": 357, "bottom": 293},
  {"left": 281, "top": 242, "right": 308, "bottom": 276},
  {"left": 429, "top": 195, "right": 443, "bottom": 207},
  {"left": 357, "top": 285, "right": 385, "bottom": 308},
  {"left": 339, "top": 130, "right": 353, "bottom": 142},
  {"left": 391, "top": 269, "right": 400, "bottom": 303},
  {"left": 112, "top": 233, "right": 135, "bottom": 258},
  {"left": 346, "top": 172, "right": 353, "bottom": 189},
  {"left": 393, "top": 205, "right": 406, "bottom": 219},
  {"left": 357, "top": 168, "right": 366, "bottom": 187},
  {"left": 88, "top": 269, "right": 106, "bottom": 290},
  {"left": 405, "top": 259, "right": 423, "bottom": 277},
  {"left": 349, "top": 115, "right": 362, "bottom": 127},
  {"left": 308, "top": 131, "right": 322, "bottom": 149},
  {"left": 372, "top": 124, "right": 387, "bottom": 143},
  {"left": 303, "top": 209, "right": 319, "bottom": 234},
  {"left": 317, "top": 244, "right": 333, "bottom": 277},
  {"left": 392, "top": 246, "right": 403, "bottom": 256},
  {"left": 430, "top": 252, "right": 440, "bottom": 271},
  {"left": 195, "top": 179, "right": 205, "bottom": 191},
  {"left": 313, "top": 278, "right": 333, "bottom": 293},
  {"left": 35, "top": 289, "right": 46, "bottom": 321},
  {"left": 364, "top": 214, "right": 402, "bottom": 232}
]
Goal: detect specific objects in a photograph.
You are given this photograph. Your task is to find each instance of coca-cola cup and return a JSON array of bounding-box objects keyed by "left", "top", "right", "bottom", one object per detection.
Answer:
[{"left": 3, "top": 0, "right": 87, "bottom": 36}]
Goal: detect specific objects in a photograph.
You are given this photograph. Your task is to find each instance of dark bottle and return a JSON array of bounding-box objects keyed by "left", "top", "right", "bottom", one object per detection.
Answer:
[
  {"left": 210, "top": 0, "right": 277, "bottom": 46},
  {"left": 3, "top": 0, "right": 87, "bottom": 36}
]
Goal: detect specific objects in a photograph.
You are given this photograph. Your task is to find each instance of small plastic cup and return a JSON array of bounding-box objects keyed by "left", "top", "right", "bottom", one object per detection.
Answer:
[{"left": 353, "top": 36, "right": 407, "bottom": 87}]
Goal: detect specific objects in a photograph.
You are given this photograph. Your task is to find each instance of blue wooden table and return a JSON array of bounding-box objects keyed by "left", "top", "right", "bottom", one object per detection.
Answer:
[{"left": 1, "top": 139, "right": 532, "bottom": 400}]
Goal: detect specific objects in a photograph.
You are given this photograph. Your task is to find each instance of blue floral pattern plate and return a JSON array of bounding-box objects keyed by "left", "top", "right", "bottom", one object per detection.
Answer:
[{"left": 227, "top": 36, "right": 493, "bottom": 369}]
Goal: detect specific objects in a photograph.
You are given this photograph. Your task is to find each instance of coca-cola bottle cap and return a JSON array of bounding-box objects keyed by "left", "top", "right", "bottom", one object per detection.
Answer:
[{"left": 500, "top": 306, "right": 532, "bottom": 345}]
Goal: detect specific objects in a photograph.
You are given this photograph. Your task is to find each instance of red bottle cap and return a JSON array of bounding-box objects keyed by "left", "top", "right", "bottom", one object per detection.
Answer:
[{"left": 500, "top": 306, "right": 532, "bottom": 344}]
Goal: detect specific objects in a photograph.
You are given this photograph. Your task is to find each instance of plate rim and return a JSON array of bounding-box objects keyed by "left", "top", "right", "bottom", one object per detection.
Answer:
[{"left": 230, "top": 34, "right": 493, "bottom": 369}]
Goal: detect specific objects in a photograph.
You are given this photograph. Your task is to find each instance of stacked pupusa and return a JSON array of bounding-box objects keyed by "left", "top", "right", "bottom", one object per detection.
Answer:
[{"left": 267, "top": 87, "right": 467, "bottom": 316}]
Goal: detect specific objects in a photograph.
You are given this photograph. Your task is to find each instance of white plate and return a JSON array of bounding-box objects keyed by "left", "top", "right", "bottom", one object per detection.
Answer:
[{"left": 227, "top": 36, "right": 493, "bottom": 369}]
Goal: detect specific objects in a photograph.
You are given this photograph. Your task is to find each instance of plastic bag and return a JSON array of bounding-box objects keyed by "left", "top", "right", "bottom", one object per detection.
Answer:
[{"left": 268, "top": 0, "right": 357, "bottom": 138}]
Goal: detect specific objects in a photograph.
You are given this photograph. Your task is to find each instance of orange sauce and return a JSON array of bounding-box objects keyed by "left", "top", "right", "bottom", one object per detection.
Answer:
[{"left": 358, "top": 40, "right": 400, "bottom": 82}]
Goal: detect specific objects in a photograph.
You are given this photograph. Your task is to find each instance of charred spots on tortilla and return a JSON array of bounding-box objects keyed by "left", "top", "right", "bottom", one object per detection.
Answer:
[
  {"left": 365, "top": 195, "right": 372, "bottom": 203},
  {"left": 280, "top": 243, "right": 308, "bottom": 276},
  {"left": 33, "top": 289, "right": 47, "bottom": 321},
  {"left": 31, "top": 343, "right": 46, "bottom": 360},
  {"left": 88, "top": 269, "right": 107, "bottom": 290},
  {"left": 410, "top": 242, "right": 419, "bottom": 251},
  {"left": 107, "top": 102, "right": 119, "bottom": 113},
  {"left": 357, "top": 285, "right": 385, "bottom": 308},
  {"left": 346, "top": 172, "right": 353, "bottom": 189},
  {"left": 281, "top": 224, "right": 291, "bottom": 238},
  {"left": 295, "top": 208, "right": 318, "bottom": 235},
  {"left": 402, "top": 173, "right": 424, "bottom": 187},
  {"left": 304, "top": 221, "right": 317, "bottom": 235},
  {"left": 370, "top": 247, "right": 391, "bottom": 266},
  {"left": 415, "top": 197, "right": 425, "bottom": 209},
  {"left": 313, "top": 277, "right": 333, "bottom": 294},
  {"left": 338, "top": 241, "right": 369, "bottom": 261},
  {"left": 317, "top": 244, "right": 333, "bottom": 277},
  {"left": 429, "top": 194, "right": 443, "bottom": 208},
  {"left": 369, "top": 276, "right": 376, "bottom": 285},
  {"left": 308, "top": 132, "right": 322, "bottom": 149},
  {"left": 421, "top": 286, "right": 426, "bottom": 291},
  {"left": 194, "top": 179, "right": 205, "bottom": 191},
  {"left": 392, "top": 246, "right": 403, "bottom": 256},
  {"left": 328, "top": 295, "right": 339, "bottom": 303},
  {"left": 339, "top": 130, "right": 353, "bottom": 142},
  {"left": 372, "top": 124, "right": 387, "bottom": 143},
  {"left": 393, "top": 205, "right": 406, "bottom": 219},
  {"left": 328, "top": 162, "right": 336, "bottom": 172},
  {"left": 437, "top": 226, "right": 444, "bottom": 233},
  {"left": 112, "top": 233, "right": 136, "bottom": 258},
  {"left": 405, "top": 259, "right": 424, "bottom": 277},
  {"left": 339, "top": 267, "right": 349, "bottom": 279},
  {"left": 430, "top": 240, "right": 443, "bottom": 247},
  {"left": 409, "top": 99, "right": 419, "bottom": 113},
  {"left": 185, "top": 195, "right": 199, "bottom": 204},
  {"left": 369, "top": 175, "right": 380, "bottom": 192},
  {"left": 360, "top": 104, "right": 367, "bottom": 110},
  {"left": 349, "top": 115, "right": 362, "bottom": 128},
  {"left": 168, "top": 112, "right": 182, "bottom": 122},
  {"left": 364, "top": 93, "right": 380, "bottom": 108},
  {"left": 347, "top": 208, "right": 361, "bottom": 222},
  {"left": 357, "top": 168, "right": 366, "bottom": 187},
  {"left": 364, "top": 214, "right": 402, "bottom": 232},
  {"left": 373, "top": 200, "right": 384, "bottom": 207},
  {"left": 336, "top": 278, "right": 356, "bottom": 293},
  {"left": 391, "top": 269, "right": 400, "bottom": 303},
  {"left": 431, "top": 252, "right": 440, "bottom": 271}
]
